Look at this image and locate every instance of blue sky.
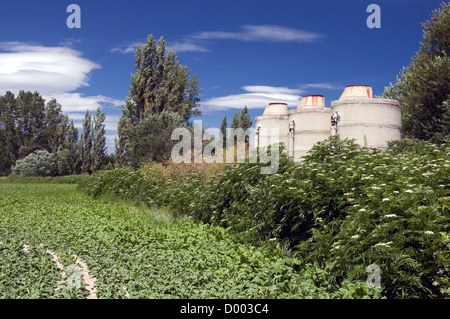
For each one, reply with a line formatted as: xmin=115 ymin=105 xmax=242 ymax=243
xmin=0 ymin=0 xmax=446 ymax=152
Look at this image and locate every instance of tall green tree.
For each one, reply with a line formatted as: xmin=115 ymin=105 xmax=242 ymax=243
xmin=115 ymin=114 xmax=130 ymax=167
xmin=0 ymin=90 xmax=84 ymax=176
xmin=383 ymin=2 xmax=450 ymax=143
xmin=44 ymin=98 xmax=66 ymax=154
xmin=56 ymin=119 xmax=81 ymax=176
xmin=220 ymin=116 xmax=227 ymax=149
xmin=0 ymin=91 xmax=19 ymax=175
xmin=230 ymin=106 xmax=252 ymax=131
xmin=125 ymin=34 xmax=201 ymax=123
xmin=92 ymin=107 xmax=107 ymax=172
xmin=15 ymin=91 xmax=46 ymax=158
xmin=117 ymin=34 xmax=201 ymax=167
xmin=230 ymin=106 xmax=253 ymax=147
xmin=81 ymin=110 xmax=93 ymax=174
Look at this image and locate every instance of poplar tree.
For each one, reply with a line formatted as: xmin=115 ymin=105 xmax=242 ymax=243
xmin=0 ymin=92 xmax=18 ymax=175
xmin=220 ymin=116 xmax=227 ymax=149
xmin=125 ymin=35 xmax=201 ymax=123
xmin=230 ymin=106 xmax=253 ymax=147
xmin=81 ymin=110 xmax=93 ymax=174
xmin=92 ymin=107 xmax=107 ymax=172
xmin=114 ymin=115 xmax=130 ymax=167
xmin=44 ymin=98 xmax=65 ymax=153
xmin=117 ymin=34 xmax=201 ymax=166
xmin=230 ymin=106 xmax=252 ymax=131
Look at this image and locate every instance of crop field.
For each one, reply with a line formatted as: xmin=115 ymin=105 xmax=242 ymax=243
xmin=0 ymin=182 xmax=334 ymax=299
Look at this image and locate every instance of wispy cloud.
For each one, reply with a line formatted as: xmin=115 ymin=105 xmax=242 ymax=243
xmin=299 ymin=83 xmax=344 ymax=91
xmin=112 ymin=40 xmax=209 ymax=54
xmin=44 ymin=93 xmax=123 ymax=113
xmin=200 ymin=82 xmax=343 ymax=113
xmin=200 ymin=85 xmax=304 ymax=112
xmin=110 ymin=42 xmax=139 ymax=54
xmin=112 ymin=25 xmax=324 ymax=55
xmin=0 ymin=42 xmax=124 ymax=151
xmin=190 ymin=25 xmax=324 ymax=43
xmin=166 ymin=40 xmax=210 ymax=53
xmin=0 ymin=42 xmax=123 ymax=111
xmin=0 ymin=42 xmax=100 ymax=94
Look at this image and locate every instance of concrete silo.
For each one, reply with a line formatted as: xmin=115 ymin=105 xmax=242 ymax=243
xmin=331 ymin=85 xmax=402 ymax=149
xmin=288 ymin=95 xmax=331 ymax=160
xmin=255 ymin=103 xmax=289 ymax=149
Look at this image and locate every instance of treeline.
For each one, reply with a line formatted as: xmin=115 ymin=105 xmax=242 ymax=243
xmin=0 ymin=90 xmax=109 ymax=176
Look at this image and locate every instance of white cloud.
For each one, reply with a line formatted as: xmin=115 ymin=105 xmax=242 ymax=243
xmin=190 ymin=25 xmax=323 ymax=43
xmin=112 ymin=40 xmax=209 ymax=54
xmin=0 ymin=42 xmax=124 ymax=153
xmin=0 ymin=42 xmax=100 ymax=94
xmin=113 ymin=25 xmax=323 ymax=56
xmin=110 ymin=42 xmax=139 ymax=54
xmin=68 ymin=113 xmax=121 ymax=131
xmin=242 ymin=85 xmax=303 ymax=95
xmin=166 ymin=41 xmax=210 ymax=53
xmin=200 ymin=86 xmax=304 ymax=112
xmin=299 ymin=83 xmax=343 ymax=90
xmin=44 ymin=93 xmax=123 ymax=113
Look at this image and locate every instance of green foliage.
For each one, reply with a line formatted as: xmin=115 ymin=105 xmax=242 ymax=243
xmin=79 ymin=136 xmax=450 ymax=298
xmin=126 ymin=35 xmax=201 ymax=123
xmin=15 ymin=91 xmax=47 ymax=158
xmin=0 ymin=240 xmax=85 ymax=299
xmin=118 ymin=112 xmax=185 ymax=168
xmin=2 ymin=175 xmax=88 ymax=184
xmin=230 ymin=106 xmax=252 ymax=131
xmin=0 ymin=91 xmax=17 ymax=175
xmin=0 ymin=91 xmax=87 ymax=176
xmin=383 ymin=2 xmax=450 ymax=143
xmin=116 ymin=34 xmax=201 ymax=167
xmin=11 ymin=150 xmax=57 ymax=177
xmin=81 ymin=110 xmax=93 ymax=174
xmin=0 ymin=183 xmax=365 ymax=299
xmin=92 ymin=107 xmax=107 ymax=173
xmin=220 ymin=116 xmax=227 ymax=149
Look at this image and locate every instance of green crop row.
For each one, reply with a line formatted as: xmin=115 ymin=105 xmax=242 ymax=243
xmin=78 ymin=137 xmax=450 ymax=298
xmin=0 ymin=183 xmax=378 ymax=299
xmin=2 ymin=174 xmax=88 ymax=184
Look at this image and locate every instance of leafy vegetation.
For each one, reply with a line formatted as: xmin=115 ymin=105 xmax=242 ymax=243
xmin=383 ymin=2 xmax=450 ymax=143
xmin=0 ymin=90 xmax=109 ymax=176
xmin=79 ymin=136 xmax=450 ymax=298
xmin=115 ymin=35 xmax=201 ymax=168
xmin=0 ymin=182 xmax=379 ymax=298
xmin=12 ymin=150 xmax=57 ymax=177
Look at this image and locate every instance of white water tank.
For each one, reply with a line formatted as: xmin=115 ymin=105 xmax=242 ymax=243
xmin=331 ymin=85 xmax=401 ymax=149
xmin=255 ymin=103 xmax=289 ymax=149
xmin=289 ymin=95 xmax=331 ymax=160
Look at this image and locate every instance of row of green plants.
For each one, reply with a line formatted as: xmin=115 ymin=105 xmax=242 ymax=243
xmin=78 ymin=136 xmax=450 ymax=298
xmin=3 ymin=174 xmax=88 ymax=184
xmin=0 ymin=183 xmax=376 ymax=298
